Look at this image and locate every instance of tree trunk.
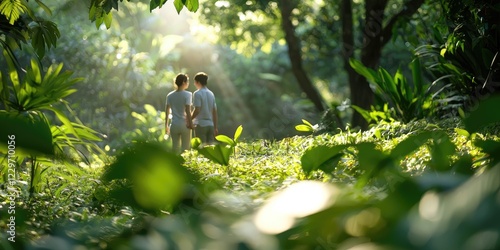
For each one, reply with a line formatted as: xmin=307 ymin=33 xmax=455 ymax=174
xmin=350 ymin=0 xmax=388 ymax=129
xmin=278 ymin=0 xmax=325 ymax=112
xmin=347 ymin=0 xmax=424 ymax=129
xmin=340 ymin=0 xmax=368 ymax=129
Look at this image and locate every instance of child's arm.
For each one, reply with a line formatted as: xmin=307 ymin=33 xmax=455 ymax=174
xmin=212 ymin=107 xmax=218 ymax=136
xmin=191 ymin=107 xmax=201 ymax=120
xmin=185 ymin=104 xmax=192 ymax=128
xmin=191 ymin=91 xmax=201 ymax=121
xmin=165 ymin=104 xmax=171 ymax=135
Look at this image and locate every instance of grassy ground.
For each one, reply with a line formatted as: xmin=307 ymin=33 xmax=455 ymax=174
xmin=1 ymin=117 xmax=499 ymax=249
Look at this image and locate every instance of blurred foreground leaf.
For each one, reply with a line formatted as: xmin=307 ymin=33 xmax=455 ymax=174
xmin=0 ymin=111 xmax=54 ymax=156
xmin=102 ymin=142 xmax=190 ymax=211
xmin=463 ymin=95 xmax=500 ymax=133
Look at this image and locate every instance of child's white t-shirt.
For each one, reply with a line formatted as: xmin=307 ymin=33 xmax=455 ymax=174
xmin=193 ymin=87 xmax=216 ymax=127
xmin=166 ymin=90 xmax=192 ymax=125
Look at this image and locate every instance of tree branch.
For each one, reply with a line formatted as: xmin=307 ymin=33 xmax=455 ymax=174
xmin=381 ymin=0 xmax=425 ymax=46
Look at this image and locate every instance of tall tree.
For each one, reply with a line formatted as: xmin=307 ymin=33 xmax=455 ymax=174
xmin=278 ymin=0 xmax=325 ymax=112
xmin=199 ymin=0 xmax=426 ymax=129
xmin=349 ymin=0 xmax=425 ymax=128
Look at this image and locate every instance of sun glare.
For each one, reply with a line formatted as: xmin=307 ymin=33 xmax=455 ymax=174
xmin=254 ymin=181 xmax=340 ymax=234
xmin=151 ymin=3 xmax=257 ymax=134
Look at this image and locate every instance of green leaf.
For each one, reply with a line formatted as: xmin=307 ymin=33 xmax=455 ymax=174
xmin=390 ymin=131 xmax=435 ymax=159
xmin=103 ymin=11 xmax=113 ymax=29
xmin=89 ymin=4 xmax=97 ymax=21
xmin=410 ymin=58 xmax=423 ymax=94
xmin=71 ymin=123 xmax=102 ymax=141
xmin=150 ymin=0 xmax=168 ymax=12
xmin=301 ymin=145 xmax=348 ymax=175
xmin=475 ymin=139 xmax=500 ymax=166
xmin=102 ymin=142 xmax=190 ymax=211
xmin=0 ymin=0 xmax=29 ymax=25
xmin=144 ymin=104 xmax=158 ymax=115
xmin=185 ymin=0 xmax=199 ymax=12
xmin=35 ymin=0 xmax=52 ymax=15
xmin=29 ymin=20 xmax=61 ymax=58
xmin=197 ymin=144 xmax=232 ymax=166
xmin=428 ymin=135 xmax=456 ymax=171
xmin=351 ymin=105 xmax=372 ymax=124
xmin=356 ymin=142 xmax=387 ymax=171
xmin=191 ymin=137 xmax=202 ymax=148
xmin=295 ymin=124 xmax=314 ymax=132
xmin=3 ymin=48 xmax=20 ymax=93
xmin=379 ymin=68 xmax=399 ymax=103
xmin=458 ymin=107 xmax=465 ymax=119
xmin=27 ymin=58 xmax=42 ymax=85
xmin=374 ymin=129 xmax=382 ymax=140
xmin=173 ymin=0 xmax=184 ymax=14
xmin=44 ymin=106 xmax=79 ymax=140
xmin=0 ymin=111 xmax=54 ymax=156
xmin=354 ymin=142 xmax=391 ymax=188
xmin=233 ymin=125 xmax=243 ymax=142
xmin=454 ymin=128 xmax=470 ymax=138
xmin=302 ymin=119 xmax=313 ymax=127
xmin=349 ymin=58 xmax=378 ymax=83
xmin=463 ymin=95 xmax=500 ymax=133
xmin=451 ymin=154 xmax=474 ymax=175
xmin=216 ymin=134 xmax=235 ymax=146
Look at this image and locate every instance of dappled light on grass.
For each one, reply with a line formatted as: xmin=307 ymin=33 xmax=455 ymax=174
xmin=254 ymin=181 xmax=340 ymax=234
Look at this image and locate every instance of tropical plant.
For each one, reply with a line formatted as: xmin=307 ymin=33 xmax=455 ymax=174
xmin=350 ymin=57 xmax=434 ymax=124
xmin=351 ymin=103 xmax=396 ymax=126
xmin=0 ymin=58 xmax=103 ymax=196
xmin=413 ymin=0 xmax=500 ymax=117
xmin=117 ymin=104 xmax=166 ymax=147
xmin=0 ymin=0 xmax=59 ymax=63
xmin=191 ymin=125 xmax=243 ymax=167
xmin=295 ymin=119 xmax=318 ymax=133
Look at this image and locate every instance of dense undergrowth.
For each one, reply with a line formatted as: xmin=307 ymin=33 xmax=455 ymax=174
xmin=2 ymin=112 xmax=500 ymax=249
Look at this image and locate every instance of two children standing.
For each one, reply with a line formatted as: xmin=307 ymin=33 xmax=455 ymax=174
xmin=165 ymin=72 xmax=218 ymax=154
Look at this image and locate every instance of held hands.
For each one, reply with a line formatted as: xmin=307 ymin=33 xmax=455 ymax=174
xmin=186 ymin=121 xmax=194 ymax=130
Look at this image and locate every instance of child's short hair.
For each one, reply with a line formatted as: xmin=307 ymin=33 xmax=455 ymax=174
xmin=194 ymin=72 xmax=208 ymax=86
xmin=174 ymin=73 xmax=188 ymax=88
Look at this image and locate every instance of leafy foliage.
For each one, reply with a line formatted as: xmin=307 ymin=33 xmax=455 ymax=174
xmin=100 ymin=142 xmax=191 ymax=212
xmin=350 ymin=58 xmax=434 ymax=123
xmin=1 ymin=100 xmax=500 ymax=248
xmin=413 ymin=0 xmax=500 ymax=116
xmin=89 ymin=0 xmax=199 ymax=28
xmin=0 ymin=111 xmax=53 ymax=156
xmin=30 ymin=19 xmax=60 ymax=58
xmin=351 ymin=103 xmax=396 ymax=126
xmin=0 ymin=0 xmax=60 ymax=61
xmin=191 ymin=125 xmax=243 ymax=167
xmin=0 ymin=58 xmax=103 ymax=196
